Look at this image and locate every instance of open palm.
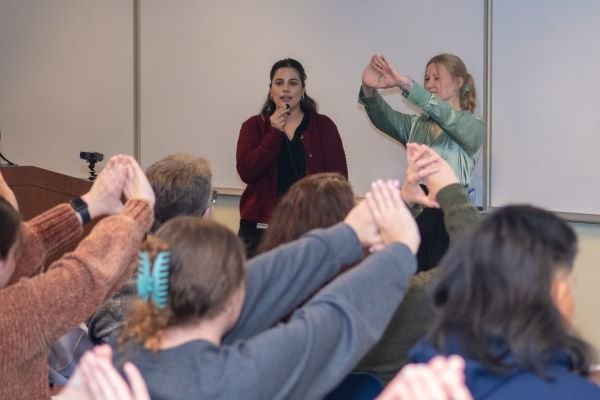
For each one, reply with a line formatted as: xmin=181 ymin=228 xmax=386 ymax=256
xmin=362 ymin=55 xmax=405 ymax=89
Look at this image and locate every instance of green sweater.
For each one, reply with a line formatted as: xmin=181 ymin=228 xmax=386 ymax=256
xmin=355 ymin=183 xmax=480 ymax=384
xmin=359 ymin=84 xmax=485 ymax=187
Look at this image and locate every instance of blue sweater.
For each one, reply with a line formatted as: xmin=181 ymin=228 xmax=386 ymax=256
xmin=410 ymin=338 xmax=600 ymax=399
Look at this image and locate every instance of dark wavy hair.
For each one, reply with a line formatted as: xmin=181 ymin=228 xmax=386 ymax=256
xmin=257 ymin=173 xmax=354 ymax=254
xmin=260 ymin=58 xmax=318 ymax=116
xmin=428 ymin=205 xmax=593 ymax=377
xmin=0 ymin=197 xmax=21 ymax=261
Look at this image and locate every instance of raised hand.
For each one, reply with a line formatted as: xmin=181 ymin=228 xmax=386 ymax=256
xmin=400 ymin=143 xmax=442 ymax=208
xmin=366 ymin=180 xmax=420 ymax=254
xmin=81 ymin=155 xmax=129 ymax=219
xmin=0 ymin=171 xmax=19 ymax=211
xmin=59 ymin=345 xmax=150 ymax=400
xmin=344 ymin=198 xmax=382 ymax=249
xmin=269 ymin=104 xmax=290 ymax=132
xmin=362 ymin=55 xmax=410 ymax=94
xmin=377 ymin=355 xmax=472 ymax=400
xmin=122 ymin=156 xmax=155 ymax=208
xmin=422 ymin=150 xmax=459 ymax=202
xmin=362 ymin=56 xmax=385 ymax=94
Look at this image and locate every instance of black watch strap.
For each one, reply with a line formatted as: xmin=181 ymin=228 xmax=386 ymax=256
xmin=70 ymin=197 xmax=91 ymax=224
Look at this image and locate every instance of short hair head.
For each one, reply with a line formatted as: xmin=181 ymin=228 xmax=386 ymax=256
xmin=145 ymin=153 xmax=212 ymax=231
xmin=429 ymin=204 xmax=592 ymax=375
xmin=257 ymin=173 xmax=354 ymax=253
xmin=426 ymin=53 xmax=476 ymax=112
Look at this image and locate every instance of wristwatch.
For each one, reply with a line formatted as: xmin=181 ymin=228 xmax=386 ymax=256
xmin=70 ymin=197 xmax=91 ymax=224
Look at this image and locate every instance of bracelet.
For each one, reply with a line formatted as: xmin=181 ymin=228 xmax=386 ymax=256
xmin=70 ymin=197 xmax=91 ymax=224
xmin=399 ymin=78 xmax=414 ymax=97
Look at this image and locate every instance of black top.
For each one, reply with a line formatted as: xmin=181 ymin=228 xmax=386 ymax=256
xmin=277 ymin=112 xmax=310 ymax=197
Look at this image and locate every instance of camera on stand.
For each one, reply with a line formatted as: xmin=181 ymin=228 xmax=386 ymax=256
xmin=80 ymin=151 xmax=104 ymax=181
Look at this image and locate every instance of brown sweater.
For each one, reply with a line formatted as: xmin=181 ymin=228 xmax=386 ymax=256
xmin=0 ymin=200 xmax=153 ymax=400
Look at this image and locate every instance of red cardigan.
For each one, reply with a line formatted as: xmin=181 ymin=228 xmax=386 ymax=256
xmin=236 ymin=112 xmax=348 ymax=223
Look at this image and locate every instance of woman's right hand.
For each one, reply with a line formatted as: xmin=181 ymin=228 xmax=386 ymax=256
xmin=269 ymin=104 xmax=290 ymax=132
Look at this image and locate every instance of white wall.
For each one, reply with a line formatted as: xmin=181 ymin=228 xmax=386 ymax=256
xmin=0 ymin=0 xmax=133 ymax=178
xmin=138 ymin=0 xmax=484 ymax=195
xmin=490 ymin=0 xmax=600 ymax=218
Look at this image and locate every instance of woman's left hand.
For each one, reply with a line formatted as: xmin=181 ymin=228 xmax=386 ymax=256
xmin=369 ymin=55 xmax=410 ymax=89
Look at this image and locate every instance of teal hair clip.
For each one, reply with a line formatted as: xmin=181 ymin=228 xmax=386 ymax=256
xmin=136 ymin=250 xmax=170 ymax=309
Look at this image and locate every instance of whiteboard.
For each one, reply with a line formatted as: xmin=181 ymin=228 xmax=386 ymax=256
xmin=0 ymin=0 xmax=134 ymax=179
xmin=139 ymin=0 xmax=485 ymax=196
xmin=490 ymin=0 xmax=600 ymax=220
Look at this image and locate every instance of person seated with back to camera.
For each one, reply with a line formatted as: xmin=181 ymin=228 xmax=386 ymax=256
xmin=0 ymin=155 xmax=154 ymax=400
xmin=356 ymin=143 xmax=479 ymax=385
xmin=90 ymin=152 xmax=357 ymax=349
xmin=111 ymin=178 xmax=421 ymax=399
xmin=89 ymin=152 xmax=380 ymax=358
xmin=87 ymin=153 xmax=214 ymax=346
xmin=407 ymin=196 xmax=600 ymax=397
xmin=57 ymin=148 xmax=475 ymax=400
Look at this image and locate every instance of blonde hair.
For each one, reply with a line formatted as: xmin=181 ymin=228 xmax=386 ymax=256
xmin=427 ymin=53 xmax=476 ymax=112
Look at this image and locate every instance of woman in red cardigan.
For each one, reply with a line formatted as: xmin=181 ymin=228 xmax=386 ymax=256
xmin=236 ymin=58 xmax=348 ymax=257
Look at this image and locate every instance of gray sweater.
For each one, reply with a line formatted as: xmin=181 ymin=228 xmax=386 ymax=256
xmin=114 ymin=223 xmax=417 ymax=400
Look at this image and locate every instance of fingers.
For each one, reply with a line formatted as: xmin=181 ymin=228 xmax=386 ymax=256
xmin=80 ymin=352 xmax=116 ymax=400
xmin=123 ymin=158 xmax=156 ymax=207
xmin=270 ymin=106 xmax=289 ymax=131
xmin=366 ymin=179 xmax=419 ymax=251
xmin=366 ymin=180 xmax=395 ymax=221
xmin=124 ymin=362 xmax=151 ymax=400
xmin=343 ymin=199 xmax=381 ymax=248
xmin=80 ymin=351 xmax=143 ymax=400
xmin=371 ymin=54 xmax=387 ymax=72
xmin=378 ymin=357 xmax=472 ymax=400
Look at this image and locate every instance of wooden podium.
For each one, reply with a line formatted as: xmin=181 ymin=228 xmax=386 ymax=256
xmin=0 ymin=165 xmax=94 ymax=264
xmin=0 ymin=165 xmax=92 ymax=219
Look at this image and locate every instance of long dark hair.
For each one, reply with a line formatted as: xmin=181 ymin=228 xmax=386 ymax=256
xmin=257 ymin=173 xmax=354 ymax=254
xmin=260 ymin=58 xmax=318 ymax=116
xmin=0 ymin=197 xmax=21 ymax=260
xmin=428 ymin=205 xmax=593 ymax=376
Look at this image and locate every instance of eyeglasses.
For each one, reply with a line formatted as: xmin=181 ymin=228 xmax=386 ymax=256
xmin=211 ymin=190 xmax=218 ymax=206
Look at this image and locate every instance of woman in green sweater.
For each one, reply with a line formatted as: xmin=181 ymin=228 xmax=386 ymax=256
xmin=359 ymin=53 xmax=485 ymax=271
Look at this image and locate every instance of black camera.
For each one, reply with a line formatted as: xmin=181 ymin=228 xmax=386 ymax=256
xmin=80 ymin=151 xmax=104 ymax=163
xmin=80 ymin=151 xmax=104 ymax=181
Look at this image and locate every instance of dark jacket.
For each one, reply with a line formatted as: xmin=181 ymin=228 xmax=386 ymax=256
xmin=410 ymin=337 xmax=600 ymax=400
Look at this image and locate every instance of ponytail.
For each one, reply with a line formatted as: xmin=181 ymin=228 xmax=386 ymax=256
xmin=460 ymin=73 xmax=477 ymax=112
